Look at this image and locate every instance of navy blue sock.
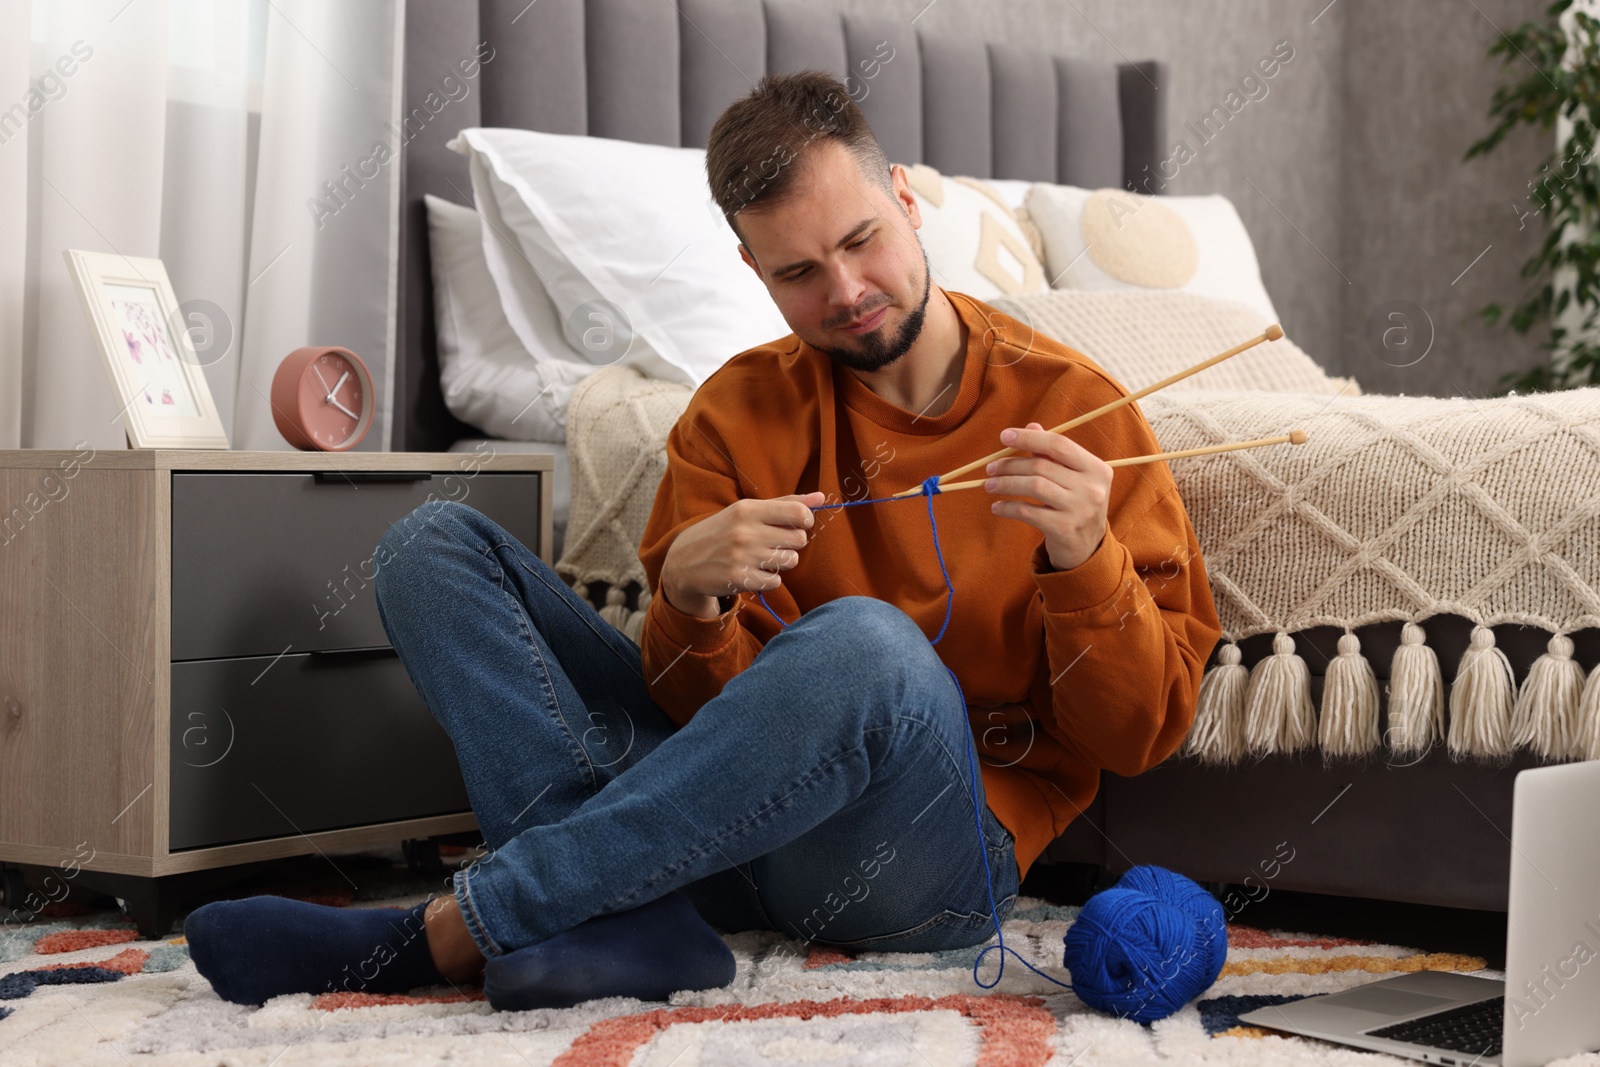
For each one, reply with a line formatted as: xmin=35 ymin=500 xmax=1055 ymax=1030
xmin=183 ymin=895 xmax=446 ymax=1005
xmin=482 ymin=889 xmax=735 ymax=1011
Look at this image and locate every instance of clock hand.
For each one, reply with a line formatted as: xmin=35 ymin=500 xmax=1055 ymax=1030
xmin=328 ymin=370 xmax=351 ymax=399
xmin=311 ymin=363 xmax=332 ymax=394
xmin=329 ymin=397 xmax=359 ymax=420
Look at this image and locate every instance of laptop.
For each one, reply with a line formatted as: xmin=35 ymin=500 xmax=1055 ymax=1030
xmin=1239 ymin=760 xmax=1600 ymax=1067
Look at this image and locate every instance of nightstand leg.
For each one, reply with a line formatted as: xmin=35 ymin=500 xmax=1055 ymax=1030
xmin=113 ymin=881 xmax=185 ymax=940
xmin=70 ymin=865 xmax=279 ymax=940
xmin=0 ymin=864 xmax=27 ymax=911
xmin=403 ymin=838 xmax=444 ymax=875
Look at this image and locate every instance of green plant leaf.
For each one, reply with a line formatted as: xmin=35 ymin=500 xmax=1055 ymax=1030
xmin=1470 ymin=0 xmax=1600 ymax=391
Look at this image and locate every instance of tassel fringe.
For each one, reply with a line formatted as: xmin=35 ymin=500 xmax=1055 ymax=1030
xmin=1187 ymin=618 xmax=1598 ymax=765
xmin=572 ymin=580 xmax=651 ymax=645
xmin=1319 ymin=631 xmax=1381 ymax=757
xmin=1386 ymin=621 xmax=1443 ymax=756
xmin=1447 ymin=625 xmax=1515 ymax=758
xmin=1510 ymin=633 xmax=1585 ymax=759
xmin=1577 ymin=661 xmax=1600 ymax=760
xmin=568 ymin=578 xmax=1590 ymax=768
xmin=1244 ymin=631 xmax=1316 ymax=755
xmin=596 ymin=585 xmax=631 ymax=631
xmin=1186 ymin=642 xmax=1248 ymax=763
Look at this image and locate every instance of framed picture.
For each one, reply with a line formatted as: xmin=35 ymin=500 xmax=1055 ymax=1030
xmin=62 ymin=249 xmax=230 ymax=449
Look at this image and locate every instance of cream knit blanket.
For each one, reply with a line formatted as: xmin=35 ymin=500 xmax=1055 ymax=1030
xmin=991 ymin=288 xmax=1364 ymax=398
xmin=556 ymin=366 xmax=689 ymax=636
xmin=558 ymin=364 xmax=1600 ymax=766
xmin=1137 ymin=386 xmax=1600 ymax=766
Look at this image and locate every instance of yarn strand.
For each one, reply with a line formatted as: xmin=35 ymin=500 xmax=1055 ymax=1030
xmin=749 ymin=476 xmax=1227 ymax=1017
xmin=754 ymin=475 xmax=1083 ymax=997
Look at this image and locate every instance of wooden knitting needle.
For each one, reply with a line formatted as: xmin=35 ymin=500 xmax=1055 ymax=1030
xmin=888 ymin=324 xmax=1285 ymax=499
xmin=931 ymin=429 xmax=1308 ymax=494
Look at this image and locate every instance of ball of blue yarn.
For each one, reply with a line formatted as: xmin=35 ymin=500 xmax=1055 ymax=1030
xmin=1061 ymin=865 xmax=1228 ymax=1023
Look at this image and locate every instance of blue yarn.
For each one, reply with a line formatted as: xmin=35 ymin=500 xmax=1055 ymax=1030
xmin=753 ymin=476 xmax=1227 ymax=1018
xmin=1063 ymin=866 xmax=1229 ymax=1023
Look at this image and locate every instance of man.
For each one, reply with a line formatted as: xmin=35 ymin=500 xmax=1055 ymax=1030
xmin=182 ymin=70 xmax=1222 ymax=1012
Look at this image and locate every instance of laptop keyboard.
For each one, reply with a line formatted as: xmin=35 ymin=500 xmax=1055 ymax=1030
xmin=1367 ymin=996 xmax=1504 ymax=1058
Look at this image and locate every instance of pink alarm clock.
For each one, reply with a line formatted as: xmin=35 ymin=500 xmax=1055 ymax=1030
xmin=270 ymin=346 xmax=374 ymax=451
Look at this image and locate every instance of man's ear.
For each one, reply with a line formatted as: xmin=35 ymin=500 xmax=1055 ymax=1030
xmin=890 ymin=163 xmax=923 ymax=231
xmin=738 ymin=243 xmax=764 ymax=283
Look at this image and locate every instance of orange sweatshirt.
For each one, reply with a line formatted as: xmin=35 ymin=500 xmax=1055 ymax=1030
xmin=637 ymin=290 xmax=1224 ymax=884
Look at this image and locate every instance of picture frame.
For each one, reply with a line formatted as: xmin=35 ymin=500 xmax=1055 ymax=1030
xmin=62 ymin=249 xmax=230 ymax=449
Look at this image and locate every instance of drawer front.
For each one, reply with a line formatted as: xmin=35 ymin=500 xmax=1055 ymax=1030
xmin=171 ymin=471 xmax=539 ymax=661
xmin=169 ymin=648 xmax=470 ymax=850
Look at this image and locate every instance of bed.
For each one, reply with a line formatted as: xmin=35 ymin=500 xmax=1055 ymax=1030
xmin=389 ymin=0 xmax=1600 ymax=912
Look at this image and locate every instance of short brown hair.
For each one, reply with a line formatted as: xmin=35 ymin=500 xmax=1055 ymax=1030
xmin=705 ymin=70 xmax=893 ymax=239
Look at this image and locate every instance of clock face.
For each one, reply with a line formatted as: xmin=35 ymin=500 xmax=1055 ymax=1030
xmin=297 ymin=350 xmax=368 ymax=450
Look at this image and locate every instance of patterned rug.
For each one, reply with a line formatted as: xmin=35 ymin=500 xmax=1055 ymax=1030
xmin=1 ymin=847 xmax=1588 ymax=1066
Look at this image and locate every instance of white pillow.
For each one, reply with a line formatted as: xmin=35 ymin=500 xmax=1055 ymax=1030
xmin=425 ymin=194 xmax=598 ymax=442
xmin=982 ymin=178 xmax=1034 ymax=213
xmin=898 ymin=164 xmax=1046 ymax=300
xmin=447 ymin=128 xmax=792 ymax=388
xmin=1025 ymin=184 xmax=1280 ymax=323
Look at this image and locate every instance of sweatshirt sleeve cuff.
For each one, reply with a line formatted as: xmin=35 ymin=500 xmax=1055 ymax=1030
xmin=650 ymin=586 xmax=744 ymax=654
xmin=1032 ymin=528 xmax=1127 ymax=614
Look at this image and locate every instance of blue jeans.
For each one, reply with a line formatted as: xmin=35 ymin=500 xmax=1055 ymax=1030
xmin=370 ymin=499 xmax=1018 ymax=960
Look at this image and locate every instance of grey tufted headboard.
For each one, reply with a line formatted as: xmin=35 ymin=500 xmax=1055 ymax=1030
xmin=394 ymin=0 xmax=1168 ymax=452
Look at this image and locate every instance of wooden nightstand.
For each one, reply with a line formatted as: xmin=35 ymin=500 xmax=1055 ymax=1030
xmin=0 ymin=448 xmax=552 ymax=935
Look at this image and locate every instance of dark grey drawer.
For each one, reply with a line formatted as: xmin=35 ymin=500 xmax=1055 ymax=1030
xmin=171 ymin=471 xmax=539 ymax=661
xmin=169 ymin=648 xmax=471 ymax=850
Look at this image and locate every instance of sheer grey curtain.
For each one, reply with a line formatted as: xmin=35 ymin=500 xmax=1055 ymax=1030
xmin=0 ymin=0 xmax=404 ymax=452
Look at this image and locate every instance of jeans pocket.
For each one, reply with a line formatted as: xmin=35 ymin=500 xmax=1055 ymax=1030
xmin=981 ymin=811 xmax=1016 ymax=875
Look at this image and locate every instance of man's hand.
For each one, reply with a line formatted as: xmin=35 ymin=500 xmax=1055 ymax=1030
xmin=660 ymin=491 xmax=825 ymax=619
xmin=984 ymin=422 xmax=1113 ymax=571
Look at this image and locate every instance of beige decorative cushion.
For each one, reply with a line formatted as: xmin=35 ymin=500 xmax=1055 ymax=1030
xmin=990 ymin=289 xmax=1360 ymax=396
xmin=1078 ymin=191 xmax=1199 ymax=289
xmin=1026 ymin=183 xmax=1280 ymax=323
xmin=896 ymin=163 xmax=1048 ymax=300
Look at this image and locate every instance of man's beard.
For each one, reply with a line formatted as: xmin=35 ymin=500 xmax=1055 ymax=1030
xmin=814 ymin=251 xmax=933 ymax=373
